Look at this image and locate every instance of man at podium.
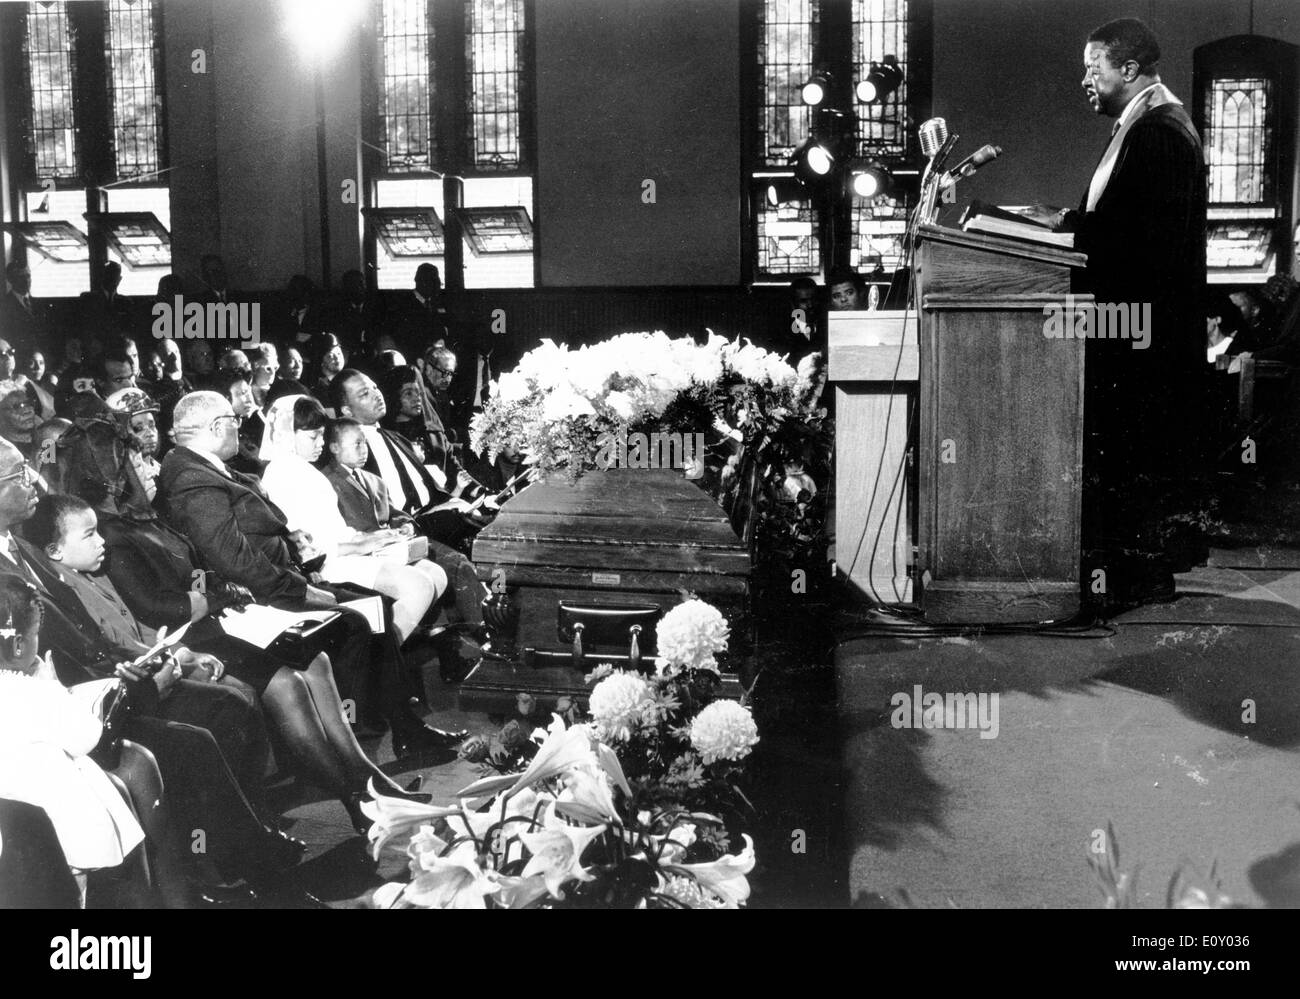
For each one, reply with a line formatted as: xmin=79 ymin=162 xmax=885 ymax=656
xmin=1059 ymin=17 xmax=1207 ymax=608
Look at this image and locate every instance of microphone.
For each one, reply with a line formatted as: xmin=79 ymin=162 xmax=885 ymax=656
xmin=940 ymin=144 xmax=1002 ymax=189
xmin=918 ymin=117 xmax=948 ymax=160
xmin=931 ymin=132 xmax=959 ymax=175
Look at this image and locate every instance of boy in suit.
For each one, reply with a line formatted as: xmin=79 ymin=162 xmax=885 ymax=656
xmin=322 ymin=417 xmax=413 ymax=534
xmin=323 ymin=417 xmax=489 ymax=682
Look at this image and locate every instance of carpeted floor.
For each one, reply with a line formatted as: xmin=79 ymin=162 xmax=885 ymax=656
xmin=837 ymin=551 xmax=1300 ymax=909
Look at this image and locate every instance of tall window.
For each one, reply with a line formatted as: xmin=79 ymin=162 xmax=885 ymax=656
xmin=849 ymin=0 xmax=912 ymax=276
xmin=464 ymin=0 xmax=523 ymax=170
xmin=366 ymin=0 xmax=534 ymax=290
xmin=1194 ymin=36 xmax=1297 ymax=285
xmin=377 ymin=0 xmax=433 ymax=172
xmin=752 ymin=0 xmax=823 ymax=280
xmin=23 ymin=0 xmax=79 ymax=182
xmin=105 ymin=0 xmax=164 ymax=181
xmin=7 ymin=0 xmax=170 ymax=298
xmin=746 ymin=0 xmax=929 ymax=284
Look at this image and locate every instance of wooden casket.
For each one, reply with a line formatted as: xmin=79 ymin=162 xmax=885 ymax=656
xmin=463 ymin=468 xmax=752 ymax=713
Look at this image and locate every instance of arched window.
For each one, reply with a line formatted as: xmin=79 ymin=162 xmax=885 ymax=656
xmin=1194 ymin=35 xmax=1297 ymax=284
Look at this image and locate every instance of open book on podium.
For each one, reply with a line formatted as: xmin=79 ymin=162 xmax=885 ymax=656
xmin=959 ymin=200 xmax=1075 ymax=249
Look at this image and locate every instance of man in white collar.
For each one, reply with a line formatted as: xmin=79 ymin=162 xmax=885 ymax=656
xmin=1060 ymin=17 xmax=1207 ymax=609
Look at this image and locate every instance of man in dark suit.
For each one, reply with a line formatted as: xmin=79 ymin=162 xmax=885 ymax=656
xmin=271 ymin=275 xmax=326 ymax=348
xmin=198 ymin=254 xmax=238 ymax=305
xmin=1061 ymin=17 xmax=1207 ymax=607
xmin=331 ymin=369 xmax=495 ymax=540
xmin=1 ymin=261 xmax=43 ymax=355
xmin=387 ymin=263 xmax=451 ymax=357
xmin=329 ymin=269 xmax=383 ymax=363
xmin=155 ymin=392 xmax=462 ymax=754
xmin=78 ymin=262 xmax=135 ymax=338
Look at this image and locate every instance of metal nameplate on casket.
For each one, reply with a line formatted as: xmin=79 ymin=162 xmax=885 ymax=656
xmin=463 ymin=467 xmax=752 ymax=713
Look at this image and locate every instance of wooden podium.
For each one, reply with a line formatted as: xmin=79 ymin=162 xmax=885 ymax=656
xmin=827 ymin=309 xmax=917 ymax=604
xmin=913 ymin=223 xmax=1089 ymax=623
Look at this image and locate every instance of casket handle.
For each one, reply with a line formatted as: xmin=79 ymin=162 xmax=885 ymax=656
xmin=571 ymin=622 xmax=585 ymax=669
xmin=628 ymin=624 xmax=642 ymax=671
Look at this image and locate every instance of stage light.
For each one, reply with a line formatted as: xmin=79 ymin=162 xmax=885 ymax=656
xmin=284 ymin=0 xmax=363 ymax=63
xmin=801 ymin=71 xmax=833 ymax=107
xmin=847 ymin=161 xmax=892 ymax=200
xmin=790 ymin=138 xmax=836 ymax=185
xmin=766 ymin=177 xmax=806 ymax=206
xmin=857 ymin=56 xmax=903 ymax=103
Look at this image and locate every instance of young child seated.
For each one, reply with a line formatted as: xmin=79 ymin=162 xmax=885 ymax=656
xmin=321 ymin=417 xmax=417 ymax=535
xmin=0 ymin=573 xmax=156 ymax=906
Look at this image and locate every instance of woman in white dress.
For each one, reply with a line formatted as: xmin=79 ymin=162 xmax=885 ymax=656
xmin=0 ymin=575 xmax=153 ymax=905
xmin=259 ymin=394 xmax=447 ymax=643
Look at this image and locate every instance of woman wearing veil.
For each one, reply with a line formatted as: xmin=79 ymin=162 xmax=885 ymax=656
xmin=79 ymin=388 xmax=430 ymax=833
xmin=258 ymin=394 xmax=446 ymax=644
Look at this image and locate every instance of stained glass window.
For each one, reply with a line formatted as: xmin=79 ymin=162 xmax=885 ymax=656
xmin=755 ymin=181 xmax=821 ymax=277
xmin=378 ymin=0 xmax=433 ymax=172
xmin=1206 ymin=78 xmax=1271 ymax=204
xmin=465 ymin=0 xmax=524 ymax=170
xmin=759 ymin=0 xmax=820 ymax=167
xmin=23 ymin=1 xmax=78 ymax=181
xmin=105 ymin=0 xmax=163 ymax=180
xmin=852 ymin=0 xmax=909 ymax=159
xmin=851 ymin=192 xmax=908 ymax=273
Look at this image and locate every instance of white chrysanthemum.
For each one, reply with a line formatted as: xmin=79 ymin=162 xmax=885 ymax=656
xmin=587 ymin=671 xmax=655 ymax=741
xmin=655 ymin=599 xmax=730 ymax=673
xmin=604 ymin=390 xmax=635 ymax=420
xmin=494 ymin=370 xmax=533 ymax=404
xmin=689 ymin=700 xmax=759 ymax=764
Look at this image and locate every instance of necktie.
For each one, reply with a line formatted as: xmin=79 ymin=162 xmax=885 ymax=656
xmin=380 ymin=432 xmax=424 ymax=511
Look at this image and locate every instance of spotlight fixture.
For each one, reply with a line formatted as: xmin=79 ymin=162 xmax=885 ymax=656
xmin=801 ymin=70 xmax=833 ymax=107
xmin=847 ymin=161 xmax=892 ymax=200
xmin=856 ymin=56 xmax=903 ymax=104
xmin=766 ymin=177 xmax=807 ymax=207
xmin=790 ymin=138 xmax=836 ymax=185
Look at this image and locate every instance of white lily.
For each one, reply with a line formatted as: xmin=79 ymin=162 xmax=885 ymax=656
xmin=361 ymin=781 xmax=463 ymax=861
xmin=519 ymin=812 xmax=608 ymax=899
xmin=559 ymin=762 xmax=620 ymax=822
xmin=402 ymin=840 xmax=502 ymax=909
xmin=664 ymin=834 xmax=756 ymax=908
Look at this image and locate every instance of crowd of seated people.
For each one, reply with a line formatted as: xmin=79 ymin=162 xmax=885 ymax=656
xmin=0 ymin=255 xmax=518 ymax=908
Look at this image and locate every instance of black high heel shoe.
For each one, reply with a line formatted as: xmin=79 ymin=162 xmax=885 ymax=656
xmin=343 ymin=793 xmax=371 ymax=836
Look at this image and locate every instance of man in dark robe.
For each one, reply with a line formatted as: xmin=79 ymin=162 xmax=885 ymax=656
xmin=1062 ymin=17 xmax=1207 ymax=607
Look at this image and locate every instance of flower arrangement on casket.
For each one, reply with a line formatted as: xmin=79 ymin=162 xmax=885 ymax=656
xmin=362 ymin=599 xmax=760 ymax=909
xmin=468 ymin=329 xmax=813 ymax=483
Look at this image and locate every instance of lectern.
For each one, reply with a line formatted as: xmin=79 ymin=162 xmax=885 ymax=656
xmin=913 ymin=223 xmax=1089 ymax=623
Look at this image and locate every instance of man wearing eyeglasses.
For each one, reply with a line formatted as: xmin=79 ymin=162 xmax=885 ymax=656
xmin=420 ymin=345 xmax=460 ymax=443
xmin=156 ymin=392 xmax=462 ymax=754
